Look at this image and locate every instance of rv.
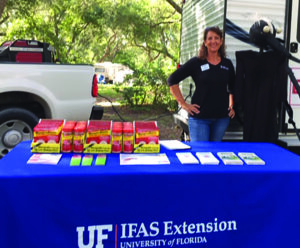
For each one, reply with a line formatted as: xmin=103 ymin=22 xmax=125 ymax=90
xmin=94 ymin=62 xmax=133 ymax=84
xmin=174 ymin=0 xmax=300 ymax=152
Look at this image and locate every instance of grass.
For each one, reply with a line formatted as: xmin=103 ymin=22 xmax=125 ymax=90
xmin=98 ymin=84 xmax=123 ymax=102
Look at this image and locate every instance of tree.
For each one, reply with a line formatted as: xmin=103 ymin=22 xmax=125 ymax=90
xmin=0 ymin=0 xmax=182 ymax=109
xmin=0 ymin=0 xmax=40 ymax=20
xmin=0 ymin=0 xmax=181 ymax=64
xmin=0 ymin=0 xmax=41 ymax=36
xmin=0 ymin=0 xmax=107 ymax=63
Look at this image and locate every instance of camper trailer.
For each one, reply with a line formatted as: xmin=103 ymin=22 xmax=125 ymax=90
xmin=174 ymin=0 xmax=300 ymax=151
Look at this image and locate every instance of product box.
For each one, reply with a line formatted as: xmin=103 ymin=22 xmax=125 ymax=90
xmin=31 ymin=142 xmax=61 ymax=153
xmin=73 ymin=121 xmax=87 ymax=153
xmin=31 ymin=119 xmax=64 ymax=153
xmin=61 ymin=120 xmax=77 ymax=153
xmin=33 ymin=119 xmax=64 ymax=143
xmin=123 ymin=122 xmax=134 ymax=153
xmin=111 ymin=122 xmax=123 ymax=153
xmin=133 ymin=121 xmax=160 ymax=153
xmin=135 ymin=121 xmax=159 ymax=141
xmin=83 ymin=120 xmax=112 ymax=153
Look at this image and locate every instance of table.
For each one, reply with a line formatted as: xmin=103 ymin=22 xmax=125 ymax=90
xmin=1 ymin=141 xmax=300 ymax=248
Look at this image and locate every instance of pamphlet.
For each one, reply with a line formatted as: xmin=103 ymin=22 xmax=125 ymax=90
xmin=70 ymin=154 xmax=82 ymax=166
xmin=159 ymin=140 xmax=191 ymax=150
xmin=196 ymin=152 xmax=219 ymax=165
xmin=81 ymin=155 xmax=93 ymax=166
xmin=176 ymin=152 xmax=199 ymax=164
xmin=217 ymin=152 xmax=243 ymax=165
xmin=95 ymin=154 xmax=107 ymax=166
xmin=238 ymin=152 xmax=265 ymax=165
xmin=27 ymin=153 xmax=62 ymax=165
xmin=120 ymin=153 xmax=170 ymax=165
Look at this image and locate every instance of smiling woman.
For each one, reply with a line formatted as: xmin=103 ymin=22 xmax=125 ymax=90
xmin=199 ymin=26 xmax=226 ymax=61
xmin=168 ymin=26 xmax=235 ymax=142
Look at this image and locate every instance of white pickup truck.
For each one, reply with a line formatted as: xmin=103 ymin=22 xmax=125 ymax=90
xmin=0 ymin=40 xmax=103 ymax=158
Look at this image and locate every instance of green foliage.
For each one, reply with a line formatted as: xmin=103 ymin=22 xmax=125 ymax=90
xmin=5 ymin=0 xmax=39 ymax=17
xmin=116 ymin=86 xmax=148 ymax=107
xmin=119 ymin=58 xmax=178 ymax=111
xmin=0 ymin=0 xmax=181 ymax=62
xmin=0 ymin=0 xmax=182 ymax=109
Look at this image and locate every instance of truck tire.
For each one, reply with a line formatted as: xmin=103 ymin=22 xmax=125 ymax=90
xmin=0 ymin=108 xmax=39 ymax=158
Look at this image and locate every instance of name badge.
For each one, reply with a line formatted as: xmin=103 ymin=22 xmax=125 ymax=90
xmin=201 ymin=64 xmax=210 ymax=71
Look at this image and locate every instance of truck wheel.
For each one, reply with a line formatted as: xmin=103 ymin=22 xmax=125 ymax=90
xmin=0 ymin=108 xmax=39 ymax=158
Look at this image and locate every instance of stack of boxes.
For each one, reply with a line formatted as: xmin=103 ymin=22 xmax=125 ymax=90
xmin=135 ymin=121 xmax=159 ymax=145
xmin=31 ymin=119 xmax=64 ymax=153
xmin=84 ymin=120 xmax=112 ymax=153
xmin=134 ymin=121 xmax=160 ymax=153
xmin=61 ymin=120 xmax=77 ymax=153
xmin=31 ymin=119 xmax=160 ymax=154
xmin=73 ymin=121 xmax=87 ymax=153
xmin=123 ymin=122 xmax=134 ymax=153
xmin=112 ymin=122 xmax=123 ymax=153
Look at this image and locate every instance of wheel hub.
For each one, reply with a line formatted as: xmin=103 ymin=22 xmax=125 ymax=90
xmin=3 ymin=130 xmax=23 ymax=148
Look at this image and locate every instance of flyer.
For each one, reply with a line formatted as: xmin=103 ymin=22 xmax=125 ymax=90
xmin=238 ymin=152 xmax=265 ymax=165
xmin=217 ymin=152 xmax=243 ymax=165
xmin=159 ymin=140 xmax=191 ymax=150
xmin=120 ymin=153 xmax=170 ymax=165
xmin=196 ymin=152 xmax=220 ymax=165
xmin=27 ymin=153 xmax=62 ymax=165
xmin=176 ymin=152 xmax=199 ymax=164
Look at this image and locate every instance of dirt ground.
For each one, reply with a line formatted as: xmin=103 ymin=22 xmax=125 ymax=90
xmin=97 ymin=98 xmax=183 ymax=140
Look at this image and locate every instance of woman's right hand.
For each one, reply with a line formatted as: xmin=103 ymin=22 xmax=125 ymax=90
xmin=169 ymin=84 xmax=200 ymax=115
xmin=181 ymin=102 xmax=200 ymax=115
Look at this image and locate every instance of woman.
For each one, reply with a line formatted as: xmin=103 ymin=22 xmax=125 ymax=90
xmin=168 ymin=26 xmax=235 ymax=141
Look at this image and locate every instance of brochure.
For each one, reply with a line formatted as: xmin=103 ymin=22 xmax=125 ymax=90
xmin=176 ymin=152 xmax=199 ymax=164
xmin=217 ymin=152 xmax=243 ymax=165
xmin=159 ymin=140 xmax=191 ymax=150
xmin=27 ymin=153 xmax=62 ymax=165
xmin=196 ymin=152 xmax=220 ymax=165
xmin=238 ymin=152 xmax=265 ymax=165
xmin=95 ymin=154 xmax=107 ymax=166
xmin=120 ymin=153 xmax=170 ymax=165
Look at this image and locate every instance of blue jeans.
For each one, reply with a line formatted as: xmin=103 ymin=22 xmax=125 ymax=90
xmin=188 ymin=117 xmax=229 ymax=141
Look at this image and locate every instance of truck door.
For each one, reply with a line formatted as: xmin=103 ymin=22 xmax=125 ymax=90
xmin=287 ymin=0 xmax=300 ymax=128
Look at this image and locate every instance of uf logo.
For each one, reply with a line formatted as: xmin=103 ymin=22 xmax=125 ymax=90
xmin=77 ymin=225 xmax=113 ymax=248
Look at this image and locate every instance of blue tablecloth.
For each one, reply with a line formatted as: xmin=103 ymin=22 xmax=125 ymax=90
xmin=1 ymin=141 xmax=300 ymax=248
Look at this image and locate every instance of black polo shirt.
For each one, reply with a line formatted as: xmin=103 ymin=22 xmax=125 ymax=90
xmin=168 ymin=56 xmax=235 ymax=118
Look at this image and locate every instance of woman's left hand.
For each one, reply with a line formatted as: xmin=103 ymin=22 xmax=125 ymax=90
xmin=228 ymin=106 xmax=235 ymax=119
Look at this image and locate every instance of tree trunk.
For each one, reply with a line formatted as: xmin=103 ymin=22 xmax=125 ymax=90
xmin=0 ymin=0 xmax=8 ymax=19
